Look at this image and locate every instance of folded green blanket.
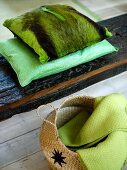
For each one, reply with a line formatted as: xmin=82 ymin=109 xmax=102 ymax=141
xmin=40 ymin=94 xmax=127 ymax=170
xmin=0 ymin=38 xmax=117 ymax=87
xmin=58 ymin=94 xmax=127 ymax=170
xmin=3 ymin=5 xmax=112 ymax=63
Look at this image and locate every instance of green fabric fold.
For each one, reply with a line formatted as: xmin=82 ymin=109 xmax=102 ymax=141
xmin=58 ymin=93 xmax=127 ymax=170
xmin=0 ymin=38 xmax=117 ymax=87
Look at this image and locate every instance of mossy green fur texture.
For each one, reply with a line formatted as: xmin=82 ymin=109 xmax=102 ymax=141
xmin=3 ymin=5 xmax=112 ymax=63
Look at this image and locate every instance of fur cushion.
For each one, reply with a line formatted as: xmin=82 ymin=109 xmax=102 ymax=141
xmin=3 ymin=5 xmax=112 ymax=63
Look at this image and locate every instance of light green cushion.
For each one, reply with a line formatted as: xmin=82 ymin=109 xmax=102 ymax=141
xmin=3 ymin=5 xmax=112 ymax=63
xmin=0 ymin=38 xmax=117 ymax=87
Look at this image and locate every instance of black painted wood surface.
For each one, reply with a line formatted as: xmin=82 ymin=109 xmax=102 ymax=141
xmin=1 ymin=13 xmax=127 ymax=120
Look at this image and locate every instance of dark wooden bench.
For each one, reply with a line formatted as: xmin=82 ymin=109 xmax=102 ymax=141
xmin=1 ymin=13 xmax=127 ymax=120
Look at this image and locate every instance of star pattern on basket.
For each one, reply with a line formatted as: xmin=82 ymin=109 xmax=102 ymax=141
xmin=51 ymin=149 xmax=66 ymax=167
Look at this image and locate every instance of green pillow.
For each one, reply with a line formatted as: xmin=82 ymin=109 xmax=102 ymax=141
xmin=3 ymin=5 xmax=112 ymax=63
xmin=0 ymin=38 xmax=117 ymax=87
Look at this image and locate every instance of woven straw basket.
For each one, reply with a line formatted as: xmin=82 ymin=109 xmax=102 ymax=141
xmin=40 ymin=96 xmax=94 ymax=170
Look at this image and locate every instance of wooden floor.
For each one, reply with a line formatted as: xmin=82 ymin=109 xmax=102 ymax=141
xmin=1 ymin=72 xmax=127 ymax=170
xmin=0 ymin=0 xmax=127 ymax=169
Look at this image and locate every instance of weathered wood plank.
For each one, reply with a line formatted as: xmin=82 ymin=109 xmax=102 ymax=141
xmin=0 ymin=151 xmax=49 ymax=170
xmin=0 ymin=129 xmax=40 ymax=168
xmin=0 ymin=109 xmax=41 ymax=144
xmin=1 ymin=14 xmax=127 ymax=120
